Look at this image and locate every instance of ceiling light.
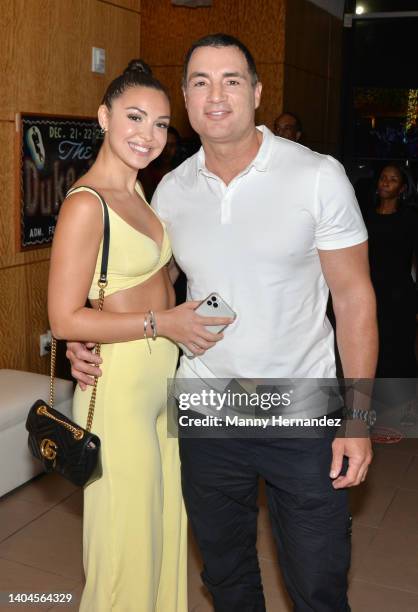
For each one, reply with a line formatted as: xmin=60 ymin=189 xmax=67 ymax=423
xmin=356 ymin=5 xmax=365 ymax=14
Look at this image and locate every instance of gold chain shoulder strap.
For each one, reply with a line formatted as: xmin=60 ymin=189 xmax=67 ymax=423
xmin=49 ymin=338 xmax=57 ymax=408
xmin=85 ymin=281 xmax=106 ymax=432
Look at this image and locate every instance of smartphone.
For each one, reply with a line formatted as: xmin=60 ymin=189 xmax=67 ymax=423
xmin=178 ymin=292 xmax=236 ymax=358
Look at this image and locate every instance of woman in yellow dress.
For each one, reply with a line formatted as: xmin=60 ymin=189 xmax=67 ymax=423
xmin=48 ymin=60 xmax=230 ymax=612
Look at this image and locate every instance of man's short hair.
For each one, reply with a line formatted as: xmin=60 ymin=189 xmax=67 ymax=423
xmin=274 ymin=112 xmax=302 ymax=133
xmin=182 ymin=33 xmax=259 ymax=88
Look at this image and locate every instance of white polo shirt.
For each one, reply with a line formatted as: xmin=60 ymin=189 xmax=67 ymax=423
xmin=152 ymin=126 xmax=367 ymax=381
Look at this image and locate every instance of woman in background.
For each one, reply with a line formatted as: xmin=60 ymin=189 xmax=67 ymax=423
xmin=365 ymin=164 xmax=418 ymax=377
xmin=48 ymin=60 xmax=229 ymax=612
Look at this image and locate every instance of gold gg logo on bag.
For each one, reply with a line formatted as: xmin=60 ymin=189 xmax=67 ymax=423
xmin=40 ymin=438 xmax=58 ymax=461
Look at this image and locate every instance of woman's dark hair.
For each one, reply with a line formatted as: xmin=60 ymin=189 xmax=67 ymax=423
xmin=102 ymin=59 xmax=169 ymax=109
xmin=377 ymin=163 xmax=418 ymax=208
xmin=182 ymin=33 xmax=259 ymax=88
xmin=167 ymin=125 xmax=181 ymax=143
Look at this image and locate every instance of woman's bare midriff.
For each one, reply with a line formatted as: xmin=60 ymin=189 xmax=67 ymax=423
xmin=90 ymin=267 xmax=176 ymax=314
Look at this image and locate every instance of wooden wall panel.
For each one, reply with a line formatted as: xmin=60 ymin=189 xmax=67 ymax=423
xmin=25 ymin=262 xmax=52 ymax=375
xmin=141 ymin=0 xmax=285 ymax=66
xmin=0 ymin=121 xmax=18 ymax=267
xmin=283 ymin=0 xmax=343 ymax=155
xmin=325 ymin=78 xmax=341 ymax=146
xmin=0 ymin=0 xmax=141 ymax=374
xmin=234 ymin=0 xmax=286 ymax=64
xmin=85 ymin=0 xmax=141 ymax=113
xmin=150 ymin=66 xmax=189 ymax=135
xmin=285 ymin=0 xmax=330 ymax=78
xmin=329 ymin=15 xmax=343 ymax=81
xmin=0 ymin=266 xmax=28 ymax=371
xmin=0 ymin=262 xmax=50 ymax=374
xmin=99 ymin=0 xmax=140 ymax=11
xmin=283 ymin=66 xmax=328 ymax=144
xmin=0 ymin=0 xmax=141 ymax=121
xmin=0 ymin=2 xmax=15 ymax=116
xmin=141 ymin=0 xmax=238 ymax=66
xmin=255 ymin=64 xmax=284 ymax=131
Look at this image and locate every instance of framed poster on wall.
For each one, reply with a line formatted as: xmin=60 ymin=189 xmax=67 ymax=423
xmin=16 ymin=113 xmax=104 ymax=251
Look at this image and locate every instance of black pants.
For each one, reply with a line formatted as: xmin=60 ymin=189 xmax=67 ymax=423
xmin=179 ymin=427 xmax=351 ymax=612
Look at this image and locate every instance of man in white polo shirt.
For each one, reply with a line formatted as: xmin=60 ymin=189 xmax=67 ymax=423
xmin=155 ymin=127 xmax=367 ymax=382
xmin=68 ymin=34 xmax=377 ymax=612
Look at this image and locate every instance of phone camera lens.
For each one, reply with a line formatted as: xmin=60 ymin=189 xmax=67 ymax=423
xmin=207 ymin=300 xmax=212 ymax=306
xmin=213 ymin=303 xmax=218 ymax=308
xmin=211 ymin=296 xmax=217 ymax=301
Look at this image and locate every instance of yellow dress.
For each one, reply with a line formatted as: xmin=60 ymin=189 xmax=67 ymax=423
xmin=69 ymin=185 xmax=187 ymax=612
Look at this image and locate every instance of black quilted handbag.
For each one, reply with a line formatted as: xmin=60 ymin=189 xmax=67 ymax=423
xmin=26 ymin=394 xmax=102 ymax=487
xmin=26 ymin=186 xmax=110 ymax=487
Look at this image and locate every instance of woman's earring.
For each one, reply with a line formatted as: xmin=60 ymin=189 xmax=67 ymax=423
xmin=100 ymin=127 xmax=107 ymax=135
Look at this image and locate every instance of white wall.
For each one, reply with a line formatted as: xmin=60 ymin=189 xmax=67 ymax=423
xmin=307 ymin=0 xmax=345 ymax=19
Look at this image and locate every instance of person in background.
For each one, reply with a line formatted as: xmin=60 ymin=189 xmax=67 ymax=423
xmin=274 ymin=111 xmax=303 ymax=142
xmin=364 ymin=163 xmax=418 ymax=378
xmin=140 ymin=125 xmax=184 ymax=201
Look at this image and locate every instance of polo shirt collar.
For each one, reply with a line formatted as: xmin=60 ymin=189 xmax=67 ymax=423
xmin=196 ymin=147 xmax=206 ymax=174
xmin=252 ymin=125 xmax=272 ymax=172
xmin=196 ymin=125 xmax=273 ymax=177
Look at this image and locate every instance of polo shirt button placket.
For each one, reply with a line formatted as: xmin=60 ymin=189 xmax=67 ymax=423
xmin=221 ymin=186 xmax=234 ymax=225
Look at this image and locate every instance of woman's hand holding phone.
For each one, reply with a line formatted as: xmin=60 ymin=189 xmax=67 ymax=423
xmin=156 ymin=298 xmax=235 ymax=357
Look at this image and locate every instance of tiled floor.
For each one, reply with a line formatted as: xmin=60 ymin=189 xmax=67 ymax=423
xmin=1 ymin=438 xmax=418 ymax=611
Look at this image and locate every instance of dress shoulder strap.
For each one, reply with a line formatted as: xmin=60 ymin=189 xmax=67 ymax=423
xmin=66 ymin=186 xmax=110 ymax=285
xmin=67 ymin=185 xmax=106 ymax=206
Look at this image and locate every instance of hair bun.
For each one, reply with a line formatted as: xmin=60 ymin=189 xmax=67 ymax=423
xmin=124 ymin=59 xmax=152 ymax=77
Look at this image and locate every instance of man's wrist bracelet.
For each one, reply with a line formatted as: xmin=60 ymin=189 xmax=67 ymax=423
xmin=345 ymin=407 xmax=377 ymax=428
